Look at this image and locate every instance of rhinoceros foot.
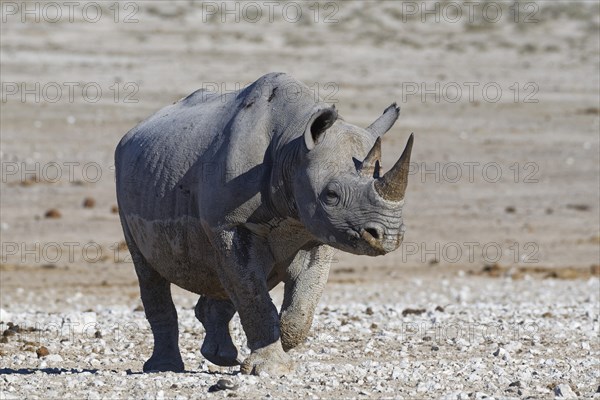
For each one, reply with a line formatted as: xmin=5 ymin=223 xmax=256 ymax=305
xmin=143 ymin=354 xmax=184 ymax=373
xmin=201 ymin=334 xmax=241 ymax=367
xmin=240 ymin=342 xmax=294 ymax=376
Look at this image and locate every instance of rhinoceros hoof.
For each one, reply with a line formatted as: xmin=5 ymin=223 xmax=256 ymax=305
xmin=240 ymin=342 xmax=294 ymax=376
xmin=201 ymin=337 xmax=240 ymax=367
xmin=143 ymin=355 xmax=185 ymax=373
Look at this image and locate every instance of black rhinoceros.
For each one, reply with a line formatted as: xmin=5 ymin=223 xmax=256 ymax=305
xmin=115 ymin=72 xmax=414 ymax=375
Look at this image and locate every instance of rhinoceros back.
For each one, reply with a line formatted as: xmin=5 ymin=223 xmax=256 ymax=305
xmin=115 ymin=89 xmax=234 ymax=220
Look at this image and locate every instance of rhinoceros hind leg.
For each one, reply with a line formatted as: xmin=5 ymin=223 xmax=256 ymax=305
xmin=211 ymin=227 xmax=294 ymax=375
xmin=195 ymin=296 xmax=240 ymax=366
xmin=129 ymin=242 xmax=184 ymax=373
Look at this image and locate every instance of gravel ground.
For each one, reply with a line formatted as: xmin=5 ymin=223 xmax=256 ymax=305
xmin=1 ymin=265 xmax=598 ymax=399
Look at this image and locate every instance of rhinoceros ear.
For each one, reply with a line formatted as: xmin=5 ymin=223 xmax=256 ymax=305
xmin=304 ymin=106 xmax=338 ymax=150
xmin=366 ymin=103 xmax=400 ymax=138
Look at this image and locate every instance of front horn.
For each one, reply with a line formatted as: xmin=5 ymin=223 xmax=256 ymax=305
xmin=374 ymin=133 xmax=414 ymax=201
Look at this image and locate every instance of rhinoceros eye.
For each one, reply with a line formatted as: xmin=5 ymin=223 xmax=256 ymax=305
xmin=324 ymin=189 xmax=340 ymax=206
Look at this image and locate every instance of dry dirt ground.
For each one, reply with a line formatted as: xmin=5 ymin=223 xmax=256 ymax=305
xmin=1 ymin=1 xmax=599 ymax=399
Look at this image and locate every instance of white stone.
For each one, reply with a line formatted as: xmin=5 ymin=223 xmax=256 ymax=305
xmin=554 ymin=384 xmax=577 ymax=398
xmin=0 ymin=308 xmax=12 ymax=322
xmin=581 ymin=342 xmax=590 ymax=350
xmin=45 ymin=354 xmax=64 ymax=363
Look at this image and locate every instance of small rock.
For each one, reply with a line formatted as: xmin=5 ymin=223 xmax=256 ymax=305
xmin=83 ymin=197 xmax=96 ymax=208
xmin=0 ymin=308 xmax=12 ymax=322
xmin=505 ymin=206 xmax=516 ymax=213
xmin=45 ymin=354 xmax=63 ymax=363
xmin=36 ymin=346 xmax=50 ymax=358
xmin=493 ymin=347 xmax=511 ymax=361
xmin=554 ymin=383 xmax=576 ymax=398
xmin=402 ymin=308 xmax=426 ymax=316
xmin=110 ymin=205 xmax=119 ymax=214
xmin=509 ymin=380 xmax=521 ymax=387
xmin=44 ymin=209 xmax=61 ymax=219
xmin=431 ymin=345 xmax=440 ymax=351
xmin=217 ymin=379 xmax=238 ymax=390
xmin=581 ymin=342 xmax=590 ymax=350
xmin=566 ymin=203 xmax=589 ymax=211
xmin=434 ymin=305 xmax=445 ymax=312
xmin=365 ymin=307 xmax=374 ymax=315
xmin=88 ymin=390 xmax=101 ymax=400
xmin=94 ymin=330 xmax=102 ymax=339
xmin=209 ymin=379 xmax=239 ymax=392
xmin=505 ymin=341 xmax=522 ymax=352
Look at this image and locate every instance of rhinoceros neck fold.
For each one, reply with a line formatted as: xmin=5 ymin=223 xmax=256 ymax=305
xmin=264 ymin=99 xmax=326 ymax=222
xmin=267 ymin=136 xmax=303 ymax=221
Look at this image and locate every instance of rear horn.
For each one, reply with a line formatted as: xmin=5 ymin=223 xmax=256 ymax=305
xmin=358 ymin=137 xmax=382 ymax=178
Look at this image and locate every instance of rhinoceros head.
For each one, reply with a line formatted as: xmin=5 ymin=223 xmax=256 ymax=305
xmin=293 ymin=104 xmax=414 ymax=256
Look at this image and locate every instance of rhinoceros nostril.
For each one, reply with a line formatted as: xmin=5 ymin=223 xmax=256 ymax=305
xmin=364 ymin=227 xmax=380 ymax=240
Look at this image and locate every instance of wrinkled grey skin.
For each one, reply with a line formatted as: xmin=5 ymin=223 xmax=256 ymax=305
xmin=115 ymin=73 xmax=414 ymax=376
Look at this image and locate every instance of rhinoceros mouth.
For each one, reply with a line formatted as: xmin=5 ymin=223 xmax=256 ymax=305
xmin=345 ymin=228 xmax=387 ymax=256
xmin=360 ymin=229 xmax=387 ymax=255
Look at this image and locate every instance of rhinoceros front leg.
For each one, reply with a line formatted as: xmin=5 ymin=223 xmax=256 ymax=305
xmin=280 ymin=245 xmax=333 ymax=351
xmin=195 ymin=296 xmax=240 ymax=366
xmin=130 ymin=246 xmax=184 ymax=373
xmin=211 ymin=227 xmax=293 ymax=376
